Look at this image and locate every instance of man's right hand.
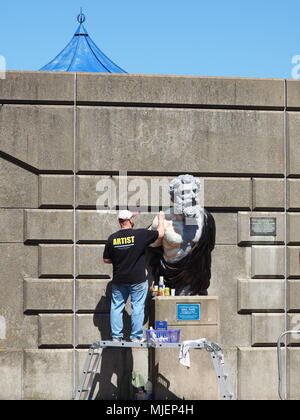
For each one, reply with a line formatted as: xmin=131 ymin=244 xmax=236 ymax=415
xmin=157 ymin=211 xmax=165 ymax=239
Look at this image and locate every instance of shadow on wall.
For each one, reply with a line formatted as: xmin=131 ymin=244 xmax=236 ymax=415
xmin=90 ymin=281 xmax=151 ymax=400
xmin=89 ymin=276 xmax=181 ymax=400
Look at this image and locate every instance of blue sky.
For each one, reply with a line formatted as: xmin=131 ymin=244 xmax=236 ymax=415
xmin=1 ymin=0 xmax=299 ymax=78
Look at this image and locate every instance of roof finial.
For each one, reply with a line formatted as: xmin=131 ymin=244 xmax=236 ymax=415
xmin=77 ymin=8 xmax=86 ymax=24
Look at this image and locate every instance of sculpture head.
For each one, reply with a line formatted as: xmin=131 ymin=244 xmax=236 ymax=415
xmin=169 ymin=174 xmax=202 ymax=219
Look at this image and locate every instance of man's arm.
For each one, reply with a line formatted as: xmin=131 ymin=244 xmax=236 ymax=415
xmin=103 ymin=239 xmax=112 ymax=264
xmin=156 ymin=211 xmax=165 ymax=239
xmin=149 ymin=211 xmax=165 ymax=247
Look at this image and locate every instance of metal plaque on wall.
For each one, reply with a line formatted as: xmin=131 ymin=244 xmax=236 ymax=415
xmin=250 ymin=217 xmax=277 ymax=236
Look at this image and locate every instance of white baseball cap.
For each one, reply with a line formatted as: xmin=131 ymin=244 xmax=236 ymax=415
xmin=118 ymin=210 xmax=138 ymax=220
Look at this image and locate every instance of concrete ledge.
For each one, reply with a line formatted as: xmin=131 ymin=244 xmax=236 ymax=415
xmin=287 ymin=80 xmax=300 ymax=108
xmin=0 ymin=71 xmax=74 ymax=102
xmin=77 ymin=73 xmax=284 ymax=107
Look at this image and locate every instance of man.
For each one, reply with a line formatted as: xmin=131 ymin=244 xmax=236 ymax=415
xmin=103 ymin=210 xmax=165 ymax=342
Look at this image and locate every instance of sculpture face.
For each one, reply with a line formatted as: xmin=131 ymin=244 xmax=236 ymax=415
xmin=151 ymin=174 xmax=204 ymax=263
xmin=169 ymin=174 xmax=202 ymax=219
xmin=148 ymin=174 xmax=215 ymax=296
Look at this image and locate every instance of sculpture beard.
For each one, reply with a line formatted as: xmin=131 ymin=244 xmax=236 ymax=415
xmin=146 ymin=175 xmax=216 ymax=296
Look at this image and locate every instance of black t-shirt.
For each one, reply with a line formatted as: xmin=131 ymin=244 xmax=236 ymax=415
xmin=103 ymin=228 xmax=159 ymax=284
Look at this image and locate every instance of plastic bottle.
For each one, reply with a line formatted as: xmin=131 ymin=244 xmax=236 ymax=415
xmin=158 ymin=276 xmax=164 ymax=296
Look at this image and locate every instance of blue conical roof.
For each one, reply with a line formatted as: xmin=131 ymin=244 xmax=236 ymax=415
xmin=39 ymin=11 xmax=126 ymax=73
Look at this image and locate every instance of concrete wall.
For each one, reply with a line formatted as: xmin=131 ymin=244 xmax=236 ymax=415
xmin=0 ymin=71 xmax=300 ymax=400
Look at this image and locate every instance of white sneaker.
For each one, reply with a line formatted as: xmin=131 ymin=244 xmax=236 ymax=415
xmin=131 ymin=337 xmax=146 ymax=343
xmin=112 ymin=338 xmax=122 ymax=342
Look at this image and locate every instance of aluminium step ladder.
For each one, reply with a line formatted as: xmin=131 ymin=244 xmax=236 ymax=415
xmin=74 ymin=339 xmax=236 ymax=400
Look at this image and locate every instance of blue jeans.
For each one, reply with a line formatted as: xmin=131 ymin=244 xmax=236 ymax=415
xmin=110 ymin=281 xmax=148 ymax=340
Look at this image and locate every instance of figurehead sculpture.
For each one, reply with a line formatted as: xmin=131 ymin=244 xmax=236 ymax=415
xmin=147 ymin=174 xmax=216 ymax=296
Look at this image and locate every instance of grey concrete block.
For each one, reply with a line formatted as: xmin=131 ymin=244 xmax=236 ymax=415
xmin=24 ymin=210 xmax=73 ymax=242
xmin=287 ymin=247 xmax=300 ymax=278
xmin=288 ymin=112 xmax=300 ymax=175
xmin=251 ymin=314 xmax=285 ymax=346
xmin=0 ymin=350 xmax=22 ymax=400
xmin=288 ymin=179 xmax=300 ymax=210
xmin=237 ymin=279 xmax=285 ymax=313
xmin=76 ymin=314 xmax=110 ymax=344
xmin=77 ymin=210 xmax=154 ymax=242
xmin=210 ymin=245 xmax=252 ymax=347
xmin=77 ymin=74 xmax=284 ymax=107
xmin=0 ymin=243 xmax=38 ymax=348
xmin=0 ymin=157 xmax=38 ymax=208
xmin=23 ymin=349 xmax=73 ymax=400
xmin=251 ymin=246 xmax=285 ymax=278
xmin=0 ymin=105 xmax=73 ymax=171
xmin=288 ymin=280 xmax=300 ymax=312
xmin=287 ymin=349 xmax=300 ymax=400
xmin=252 ymin=178 xmax=284 ymax=210
xmin=0 ymin=71 xmax=74 ymax=102
xmin=288 ymin=213 xmax=300 ymax=244
xmin=0 ymin=209 xmax=23 ymax=242
xmin=38 ymin=314 xmax=73 ymax=347
xmin=238 ymin=348 xmax=279 ymax=400
xmin=39 ymin=244 xmax=73 ymax=277
xmin=287 ymin=80 xmax=300 ymax=108
xmin=76 ymin=279 xmax=111 ymax=312
xmin=77 ymin=107 xmax=284 ymax=174
xmin=24 ymin=279 xmax=73 ymax=312
xmin=213 ymin=213 xmax=237 ymax=245
xmin=238 ymin=212 xmax=285 ymax=245
xmin=39 ymin=175 xmax=73 ymax=207
xmin=203 ymin=178 xmax=251 ymax=209
xmin=77 ymin=245 xmax=112 ymax=277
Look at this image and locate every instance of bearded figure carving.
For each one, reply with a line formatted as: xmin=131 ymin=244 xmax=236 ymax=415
xmin=147 ymin=174 xmax=216 ymax=296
